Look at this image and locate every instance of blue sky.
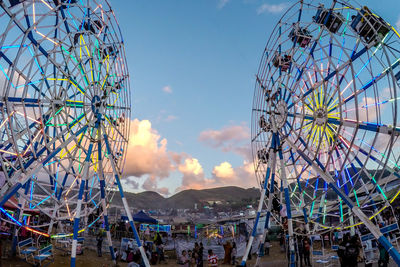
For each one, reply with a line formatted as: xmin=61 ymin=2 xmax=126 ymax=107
xmin=113 ymin=0 xmax=400 ymax=195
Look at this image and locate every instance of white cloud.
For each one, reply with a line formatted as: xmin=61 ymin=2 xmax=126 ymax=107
xmin=124 ymin=119 xmax=173 ymax=178
xmin=162 ymin=85 xmax=172 ymax=94
xmin=198 ymin=123 xmax=252 ymax=160
xmin=123 ymin=119 xmax=176 ymax=195
xmin=212 ymin=161 xmax=234 ymax=179
xmin=122 ymin=120 xmax=257 ymax=194
xmin=179 ymin=158 xmax=204 ymax=176
xmin=396 ymin=16 xmax=400 ymax=30
xmin=176 ymin=158 xmax=257 ymax=192
xmin=156 ymin=110 xmax=178 ymax=123
xmin=165 ymin=115 xmax=178 ymax=122
xmin=142 ymin=176 xmax=170 ymax=196
xmin=177 ymin=157 xmax=207 ymax=190
xmin=199 ymin=124 xmax=250 ymax=147
xmin=217 ymin=0 xmax=230 ymax=9
xmin=124 ymin=177 xmax=140 ymax=189
xmin=257 ymin=3 xmax=288 ymax=15
xmin=213 ymin=160 xmax=256 ymax=187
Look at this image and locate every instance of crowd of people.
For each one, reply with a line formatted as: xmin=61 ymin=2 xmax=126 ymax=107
xmin=336 ymin=232 xmax=390 ymax=267
xmin=93 ymin=227 xmax=167 ymax=267
xmin=3 ymin=219 xmax=394 ymax=267
xmin=294 ymin=235 xmax=312 ymax=267
xmin=122 ymin=232 xmax=167 ymax=266
xmin=177 ymin=240 xmax=239 ymax=266
xmin=178 ymin=242 xmax=204 ymax=266
xmin=0 ymin=206 xmax=398 ymax=267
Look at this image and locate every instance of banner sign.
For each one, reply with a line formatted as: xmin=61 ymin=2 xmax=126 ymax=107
xmin=140 ymin=224 xmax=171 ymax=233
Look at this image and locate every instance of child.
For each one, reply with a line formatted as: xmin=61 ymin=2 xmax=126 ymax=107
xmin=179 ymin=250 xmax=190 ymax=267
xmin=113 ymin=248 xmax=119 ymax=261
xmin=264 ymin=237 xmax=270 ymax=256
xmin=207 ymin=249 xmax=218 ymax=267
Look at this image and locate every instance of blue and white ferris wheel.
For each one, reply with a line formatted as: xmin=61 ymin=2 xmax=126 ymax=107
xmin=247 ymin=0 xmax=400 ymax=266
xmin=0 ymin=1 xmax=149 ymax=266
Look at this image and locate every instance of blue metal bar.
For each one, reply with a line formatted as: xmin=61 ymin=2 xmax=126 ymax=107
xmin=71 ymin=142 xmax=94 ymax=267
xmin=277 ymin=136 xmax=295 ymax=267
xmin=0 ymin=183 xmax=22 ymax=207
xmin=11 ymin=180 xmax=31 ymax=255
xmin=241 ymin=134 xmax=277 ymax=266
xmin=71 ymin=179 xmax=85 ymax=267
xmin=97 ymin=141 xmax=116 ymax=263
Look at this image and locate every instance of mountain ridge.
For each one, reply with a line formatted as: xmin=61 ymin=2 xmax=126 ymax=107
xmin=111 ymin=186 xmax=260 ymax=210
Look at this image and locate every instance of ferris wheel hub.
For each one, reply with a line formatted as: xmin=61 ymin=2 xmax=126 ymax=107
xmin=314 ymin=107 xmax=327 ymax=126
xmin=91 ymin=95 xmax=102 ymax=115
xmin=272 ymin=99 xmax=288 ymax=129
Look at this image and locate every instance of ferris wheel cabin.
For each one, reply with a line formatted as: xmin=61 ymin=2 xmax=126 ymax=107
xmin=313 ymin=4 xmax=344 ymax=34
xmin=272 ymin=53 xmax=291 ymax=72
xmin=289 ymin=26 xmax=312 ymax=48
xmin=350 ymin=6 xmax=391 ymax=47
xmin=257 ymin=148 xmax=269 ymax=164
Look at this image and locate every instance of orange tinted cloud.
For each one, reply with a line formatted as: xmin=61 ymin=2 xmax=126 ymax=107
xmin=199 ymin=124 xmax=250 ymax=147
xmin=198 ymin=123 xmax=252 ymax=160
xmin=177 ymin=157 xmax=207 ymax=190
xmin=123 ymin=119 xmax=174 ymax=179
xmin=212 ymin=161 xmax=234 ymax=179
xmin=122 ymin=120 xmax=257 ymax=195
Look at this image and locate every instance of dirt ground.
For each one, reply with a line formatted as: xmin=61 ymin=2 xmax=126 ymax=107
xmin=0 ymin=240 xmax=287 ymax=267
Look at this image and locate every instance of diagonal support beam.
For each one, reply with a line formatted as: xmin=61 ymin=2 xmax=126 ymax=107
xmin=97 ymin=126 xmax=116 ymax=265
xmin=103 ymin=131 xmax=150 ymax=267
xmin=276 ymin=135 xmax=296 ymax=267
xmin=241 ymin=133 xmax=277 ymax=266
xmin=70 ymin=143 xmax=93 ymax=267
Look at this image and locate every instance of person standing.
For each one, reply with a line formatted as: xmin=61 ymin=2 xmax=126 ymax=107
xmin=144 ymin=226 xmax=150 ymax=241
xmin=198 ymin=242 xmax=204 ymax=267
xmin=338 ymin=233 xmax=349 ymax=266
xmin=378 ymin=243 xmax=390 ymax=267
xmin=303 ymin=237 xmax=311 ymax=267
xmin=193 ymin=242 xmax=199 ymax=266
xmin=113 ymin=248 xmax=119 ymax=261
xmin=207 ymin=249 xmax=218 ymax=267
xmin=296 ymin=236 xmax=304 ymax=267
xmin=96 ymin=232 xmax=103 ymax=257
xmin=364 ymin=240 xmax=374 ymax=267
xmin=264 ymin=236 xmax=271 ymax=256
xmin=231 ymin=242 xmax=237 ymax=265
xmin=223 ymin=241 xmax=232 ymax=264
xmin=180 ymin=250 xmax=190 ymax=267
xmin=154 ymin=232 xmax=163 ymax=245
xmin=188 ymin=250 xmax=194 ymax=266
xmin=194 ymin=242 xmax=199 ymax=255
xmin=343 ymin=236 xmax=359 ymax=267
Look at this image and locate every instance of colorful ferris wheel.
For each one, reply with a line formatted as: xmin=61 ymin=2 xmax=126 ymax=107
xmin=0 ymin=0 xmax=149 ymax=266
xmin=245 ymin=0 xmax=400 ymax=266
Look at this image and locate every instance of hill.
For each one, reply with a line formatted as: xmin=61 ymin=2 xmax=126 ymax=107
xmin=111 ymin=186 xmax=260 ymax=210
xmin=168 ymin=186 xmax=260 ymax=209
